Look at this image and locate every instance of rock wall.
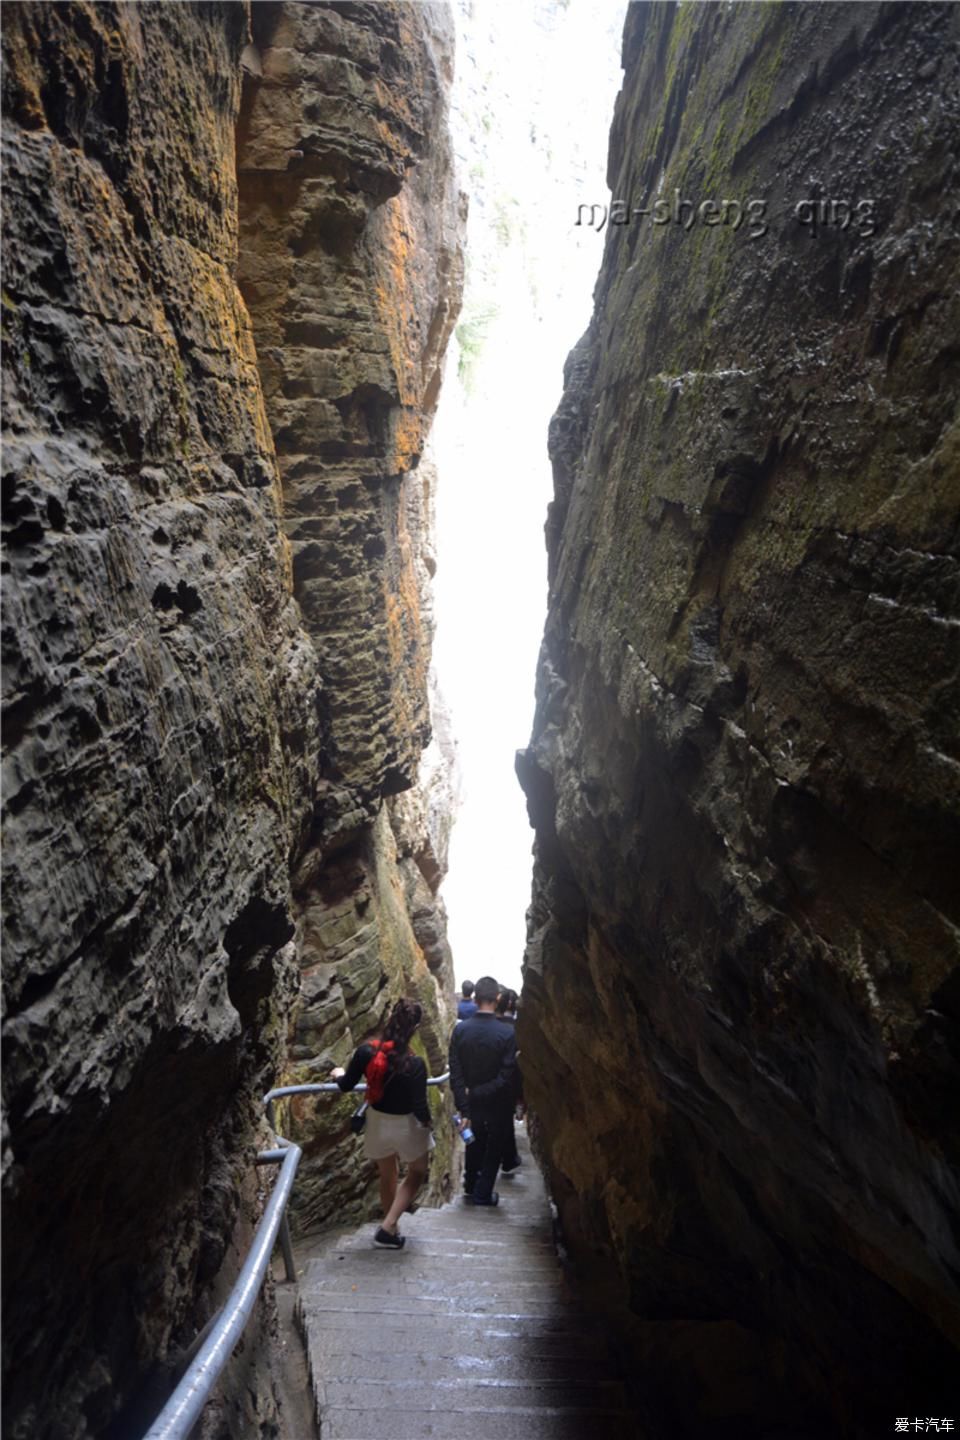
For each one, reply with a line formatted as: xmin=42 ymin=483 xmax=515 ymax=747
xmin=236 ymin=0 xmax=463 ymax=1228
xmin=518 ymin=4 xmax=960 ymax=1436
xmin=1 ymin=1 xmax=461 ymax=1435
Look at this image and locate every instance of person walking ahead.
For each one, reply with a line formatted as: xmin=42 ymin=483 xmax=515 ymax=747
xmin=331 ymin=998 xmax=434 ymax=1249
xmin=457 ymin=980 xmax=478 ymax=1020
xmin=449 ymin=976 xmax=517 ymax=1207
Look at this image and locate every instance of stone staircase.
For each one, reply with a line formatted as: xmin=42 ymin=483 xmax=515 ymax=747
xmin=290 ymin=1127 xmax=650 ymax=1439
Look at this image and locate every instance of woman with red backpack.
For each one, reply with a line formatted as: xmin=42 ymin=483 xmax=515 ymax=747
xmin=330 ymin=998 xmax=434 ymax=1249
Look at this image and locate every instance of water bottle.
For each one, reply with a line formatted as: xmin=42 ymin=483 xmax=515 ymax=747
xmin=453 ymin=1112 xmax=475 ymax=1145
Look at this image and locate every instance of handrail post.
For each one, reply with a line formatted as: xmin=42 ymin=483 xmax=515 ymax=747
xmin=140 ymin=1073 xmax=450 ymax=1438
xmin=259 ymin=1074 xmax=449 ymax=1282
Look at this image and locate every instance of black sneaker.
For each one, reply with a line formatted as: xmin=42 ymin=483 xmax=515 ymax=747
xmin=373 ymin=1227 xmax=405 ymax=1248
xmin=469 ymin=1191 xmax=499 ymax=1207
xmin=501 ymin=1160 xmax=521 ymax=1173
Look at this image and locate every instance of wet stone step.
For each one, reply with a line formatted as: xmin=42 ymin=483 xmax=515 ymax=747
xmin=293 ymin=1349 xmax=621 ymax=1384
xmin=311 ymin=1226 xmax=555 ymax=1252
xmin=409 ymin=1217 xmax=553 ymax=1235
xmin=420 ymin=1201 xmax=548 ymax=1220
xmin=307 ymin=1239 xmax=559 ymax=1263
xmin=300 ymin=1274 xmax=568 ymax=1300
xmin=301 ymin=1299 xmax=577 ymax=1324
xmin=319 ymin=1231 xmax=558 ymax=1255
xmin=304 ymin=1271 xmax=565 ymax=1294
xmin=320 ymin=1406 xmax=637 ymax=1440
xmin=299 ymin=1303 xmax=594 ymax=1331
xmin=309 ymin=1252 xmax=563 ymax=1278
xmin=302 ymin=1320 xmax=615 ymax=1361
xmin=317 ymin=1378 xmax=628 ymax=1411
xmin=293 ymin=1128 xmax=648 ymax=1438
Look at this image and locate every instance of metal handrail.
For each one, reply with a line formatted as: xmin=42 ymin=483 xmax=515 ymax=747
xmin=264 ymin=1073 xmax=450 ymax=1280
xmin=141 ymin=1068 xmax=450 ymax=1439
xmin=143 ymin=1140 xmax=301 ymax=1440
xmin=264 ymin=1070 xmax=451 ymax=1113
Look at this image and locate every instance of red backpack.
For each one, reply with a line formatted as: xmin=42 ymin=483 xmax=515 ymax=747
xmin=364 ymin=1039 xmax=395 ymax=1104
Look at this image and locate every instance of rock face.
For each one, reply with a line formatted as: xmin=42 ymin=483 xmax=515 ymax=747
xmin=236 ymin=0 xmax=463 ymax=1228
xmin=237 ymin=1 xmax=463 ymax=831
xmin=517 ymin=4 xmax=960 ymax=1436
xmin=1 ymin=2 xmax=461 ymax=1436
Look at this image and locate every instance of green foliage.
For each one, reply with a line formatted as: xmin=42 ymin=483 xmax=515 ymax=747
xmin=455 ymin=302 xmax=499 ymax=393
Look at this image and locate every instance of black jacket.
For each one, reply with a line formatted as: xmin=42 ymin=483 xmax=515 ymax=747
xmin=449 ymin=1012 xmax=517 ymax=1113
xmin=336 ymin=1043 xmax=431 ymax=1126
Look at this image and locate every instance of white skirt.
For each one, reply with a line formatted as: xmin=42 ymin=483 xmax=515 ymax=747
xmin=363 ymin=1108 xmax=435 ymax=1162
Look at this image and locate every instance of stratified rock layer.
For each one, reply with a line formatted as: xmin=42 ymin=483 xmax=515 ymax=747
xmin=2 ymin=1 xmax=461 ymax=1436
xmin=518 ymin=4 xmax=960 ymax=1436
xmin=1 ymin=4 xmax=318 ymax=1435
xmin=237 ymin=1 xmax=463 ymax=1225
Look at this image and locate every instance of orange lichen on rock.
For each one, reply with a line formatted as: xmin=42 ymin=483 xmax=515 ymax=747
xmin=371 ymin=197 xmax=425 ymax=472
xmin=233 ymin=0 xmax=463 ymax=1236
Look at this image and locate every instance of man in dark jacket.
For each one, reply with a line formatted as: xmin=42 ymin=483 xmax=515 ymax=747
xmin=456 ymin=979 xmax=478 ymax=1020
xmin=449 ymin=975 xmax=517 ymax=1206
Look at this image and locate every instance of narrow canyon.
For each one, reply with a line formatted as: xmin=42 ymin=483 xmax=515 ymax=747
xmin=2 ymin=3 xmax=957 ymax=1440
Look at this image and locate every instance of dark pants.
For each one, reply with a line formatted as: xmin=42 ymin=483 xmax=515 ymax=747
xmin=501 ymin=1117 xmax=520 ymax=1171
xmin=464 ymin=1102 xmax=514 ymax=1202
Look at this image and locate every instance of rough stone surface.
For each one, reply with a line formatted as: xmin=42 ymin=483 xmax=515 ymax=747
xmin=2 ymin=1 xmax=461 ymax=1436
xmin=292 ymin=1125 xmax=658 ymax=1440
xmin=1 ymin=4 xmax=318 ymax=1435
xmin=237 ymin=0 xmax=464 ymax=1228
xmin=518 ymin=4 xmax=960 ymax=1437
xmin=237 ymin=0 xmax=464 ymax=828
